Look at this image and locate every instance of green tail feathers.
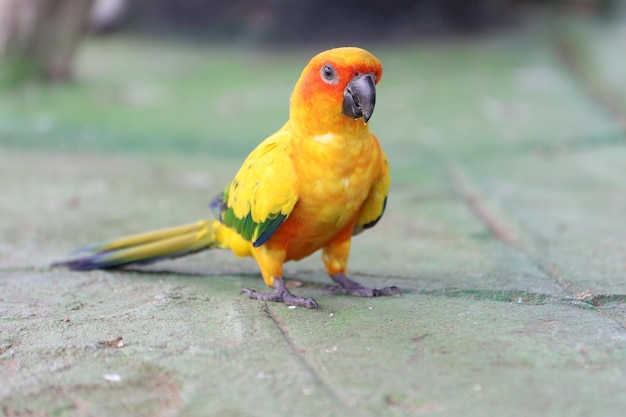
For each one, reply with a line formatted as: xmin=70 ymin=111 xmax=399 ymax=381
xmin=53 ymin=220 xmax=220 ymax=270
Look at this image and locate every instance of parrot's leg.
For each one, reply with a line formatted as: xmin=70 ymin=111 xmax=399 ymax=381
xmin=246 ymin=246 xmax=318 ymax=308
xmin=242 ymin=279 xmax=319 ymax=309
xmin=327 ymin=273 xmax=400 ymax=297
xmin=323 ymin=234 xmax=400 ymax=297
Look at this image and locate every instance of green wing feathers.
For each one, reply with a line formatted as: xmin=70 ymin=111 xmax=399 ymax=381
xmin=218 ymin=133 xmax=298 ymax=247
xmin=53 ymin=220 xmax=221 ymax=270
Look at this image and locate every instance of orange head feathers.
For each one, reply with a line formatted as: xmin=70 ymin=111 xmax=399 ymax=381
xmin=288 ymin=47 xmax=383 ymax=136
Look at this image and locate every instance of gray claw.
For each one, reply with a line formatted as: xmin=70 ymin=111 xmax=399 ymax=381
xmin=327 ymin=273 xmax=400 ymax=297
xmin=242 ymin=280 xmax=318 ymax=309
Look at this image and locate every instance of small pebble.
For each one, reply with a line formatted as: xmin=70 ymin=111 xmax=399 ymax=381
xmin=104 ymin=374 xmax=122 ymax=382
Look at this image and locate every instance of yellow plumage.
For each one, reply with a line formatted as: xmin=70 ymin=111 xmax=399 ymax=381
xmin=55 ymin=47 xmax=399 ymax=308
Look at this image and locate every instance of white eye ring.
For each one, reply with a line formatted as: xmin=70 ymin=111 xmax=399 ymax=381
xmin=320 ymin=64 xmax=338 ymax=84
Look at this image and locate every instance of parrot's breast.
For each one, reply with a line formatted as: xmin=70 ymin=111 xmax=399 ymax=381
xmin=268 ymin=131 xmax=382 ymax=261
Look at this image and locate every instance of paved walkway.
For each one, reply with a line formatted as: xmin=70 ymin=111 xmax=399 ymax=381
xmin=1 ymin=22 xmax=625 ymax=417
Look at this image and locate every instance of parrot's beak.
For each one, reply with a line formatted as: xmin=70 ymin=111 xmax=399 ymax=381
xmin=343 ymin=73 xmax=376 ymax=123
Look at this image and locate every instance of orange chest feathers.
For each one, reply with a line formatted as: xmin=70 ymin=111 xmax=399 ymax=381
xmin=276 ymin=133 xmax=382 ymax=253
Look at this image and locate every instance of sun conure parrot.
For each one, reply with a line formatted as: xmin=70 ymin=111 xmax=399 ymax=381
xmin=54 ymin=47 xmax=399 ymax=308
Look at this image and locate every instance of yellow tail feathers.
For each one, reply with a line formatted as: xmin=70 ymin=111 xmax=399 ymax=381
xmin=53 ymin=220 xmax=224 ymax=270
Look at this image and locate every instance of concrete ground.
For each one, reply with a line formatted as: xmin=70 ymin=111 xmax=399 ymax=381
xmin=1 ymin=20 xmax=625 ymax=417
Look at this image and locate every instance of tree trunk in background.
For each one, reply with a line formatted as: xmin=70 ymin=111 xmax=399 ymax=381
xmin=0 ymin=0 xmax=94 ymax=86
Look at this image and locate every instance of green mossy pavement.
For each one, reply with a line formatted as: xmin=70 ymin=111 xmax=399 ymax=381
xmin=1 ymin=21 xmax=625 ymax=417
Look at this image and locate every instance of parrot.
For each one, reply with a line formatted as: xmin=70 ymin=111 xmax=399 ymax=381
xmin=54 ymin=47 xmax=399 ymax=309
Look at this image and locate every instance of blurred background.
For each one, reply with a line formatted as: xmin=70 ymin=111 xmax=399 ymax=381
xmin=1 ymin=0 xmax=626 ymax=249
xmin=0 ymin=0 xmax=623 ymax=84
xmin=1 ymin=0 xmax=625 ymax=154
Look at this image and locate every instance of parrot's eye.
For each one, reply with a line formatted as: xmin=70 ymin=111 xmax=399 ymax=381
xmin=320 ymin=64 xmax=337 ymax=84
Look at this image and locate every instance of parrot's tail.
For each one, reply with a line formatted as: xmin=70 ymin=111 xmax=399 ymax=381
xmin=53 ymin=220 xmax=223 ymax=270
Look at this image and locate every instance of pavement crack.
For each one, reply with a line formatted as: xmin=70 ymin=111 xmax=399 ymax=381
xmin=535 ymin=260 xmax=573 ymax=291
xmin=408 ymin=334 xmax=429 ymax=364
xmin=555 ymin=36 xmax=626 ymax=133
xmin=417 ymin=287 xmax=626 ymax=310
xmin=577 ymin=293 xmax=626 ymax=307
xmin=418 ymin=288 xmax=553 ymax=304
xmin=264 ymin=305 xmax=373 ymax=417
xmin=449 ymin=167 xmax=580 ymax=295
xmin=450 ymin=168 xmax=520 ymax=247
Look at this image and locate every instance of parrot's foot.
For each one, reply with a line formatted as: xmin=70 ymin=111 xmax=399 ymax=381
xmin=241 ymin=279 xmax=319 ymax=309
xmin=327 ymin=273 xmax=401 ymax=297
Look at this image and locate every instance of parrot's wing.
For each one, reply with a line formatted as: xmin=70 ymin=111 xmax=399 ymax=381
xmin=353 ymin=152 xmax=390 ymax=235
xmin=218 ymin=132 xmax=298 ymax=247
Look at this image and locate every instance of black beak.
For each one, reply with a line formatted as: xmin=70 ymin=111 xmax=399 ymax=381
xmin=343 ymin=73 xmax=376 ymax=123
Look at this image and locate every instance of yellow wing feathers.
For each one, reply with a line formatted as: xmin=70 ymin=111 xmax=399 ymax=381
xmin=221 ymin=131 xmax=299 ymax=246
xmin=354 ymin=150 xmax=390 ymax=234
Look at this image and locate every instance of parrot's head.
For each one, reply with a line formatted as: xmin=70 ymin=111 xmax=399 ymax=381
xmin=289 ymin=47 xmax=383 ymax=135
